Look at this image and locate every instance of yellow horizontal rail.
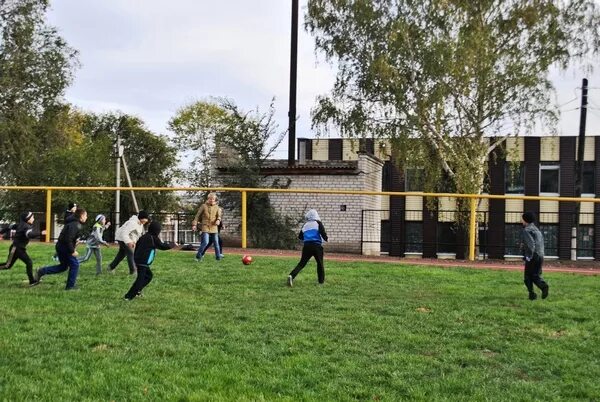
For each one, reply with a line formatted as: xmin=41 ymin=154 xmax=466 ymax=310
xmin=1 ymin=185 xmax=599 ymax=203
xmin=3 ymin=185 xmax=596 ymax=260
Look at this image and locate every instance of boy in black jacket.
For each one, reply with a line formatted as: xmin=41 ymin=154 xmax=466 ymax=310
xmin=52 ymin=202 xmax=78 ymax=262
xmin=36 ymin=208 xmax=87 ymax=290
xmin=0 ymin=212 xmax=46 ymax=286
xmin=124 ymin=221 xmax=175 ymax=300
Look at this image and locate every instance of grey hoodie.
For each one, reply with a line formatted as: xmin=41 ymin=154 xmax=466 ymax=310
xmin=522 ymin=223 xmax=545 ymax=259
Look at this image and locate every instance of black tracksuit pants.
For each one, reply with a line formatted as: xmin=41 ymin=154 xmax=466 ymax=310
xmin=124 ymin=264 xmax=153 ymax=299
xmin=0 ymin=245 xmax=35 ymax=284
xmin=109 ymin=241 xmax=137 ymax=274
xmin=524 ymin=254 xmax=548 ymax=294
xmin=289 ymin=242 xmax=325 ymax=284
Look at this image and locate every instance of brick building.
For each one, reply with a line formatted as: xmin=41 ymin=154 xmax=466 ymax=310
xmin=214 ymin=135 xmax=600 ymax=260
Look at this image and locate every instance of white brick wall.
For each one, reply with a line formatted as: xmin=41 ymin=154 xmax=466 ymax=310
xmin=213 ymin=153 xmax=384 ymax=254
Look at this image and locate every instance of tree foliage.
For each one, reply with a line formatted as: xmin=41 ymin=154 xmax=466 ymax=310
xmin=306 ymin=0 xmax=600 ymax=195
xmin=0 ymin=0 xmax=79 ymax=181
xmin=169 ymin=98 xmax=298 ymax=249
xmin=0 ymin=109 xmax=179 ymax=219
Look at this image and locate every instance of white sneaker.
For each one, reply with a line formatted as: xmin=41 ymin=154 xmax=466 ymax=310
xmin=287 ymin=275 xmax=293 ymax=287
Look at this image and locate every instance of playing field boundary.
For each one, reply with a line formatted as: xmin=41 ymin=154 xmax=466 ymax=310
xmin=221 ymin=247 xmax=600 ymax=276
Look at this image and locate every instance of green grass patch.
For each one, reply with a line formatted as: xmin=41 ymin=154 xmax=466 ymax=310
xmin=0 ymin=243 xmax=599 ymax=401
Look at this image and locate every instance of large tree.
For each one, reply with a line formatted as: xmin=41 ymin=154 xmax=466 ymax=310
xmin=0 ymin=0 xmax=78 ymax=182
xmin=306 ymin=0 xmax=600 ymax=195
xmin=169 ymin=98 xmax=298 ymax=248
xmin=0 ymin=109 xmax=179 ymax=219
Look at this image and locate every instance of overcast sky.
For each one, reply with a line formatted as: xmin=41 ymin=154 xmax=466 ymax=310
xmin=47 ymin=1 xmax=600 ymax=160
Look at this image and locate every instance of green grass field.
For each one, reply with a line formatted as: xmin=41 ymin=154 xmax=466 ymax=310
xmin=0 ymin=243 xmax=599 ymax=401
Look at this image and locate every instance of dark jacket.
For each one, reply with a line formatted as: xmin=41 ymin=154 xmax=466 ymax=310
xmin=134 ymin=222 xmax=173 ymax=266
xmin=64 ymin=211 xmax=77 ymax=224
xmin=11 ymin=222 xmax=41 ymax=249
xmin=57 ymin=220 xmax=83 ymax=255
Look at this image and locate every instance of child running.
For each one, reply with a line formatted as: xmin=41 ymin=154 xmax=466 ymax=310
xmin=78 ymin=214 xmax=111 ymax=275
xmin=36 ymin=208 xmax=88 ymax=290
xmin=0 ymin=212 xmax=46 ymax=286
xmin=108 ymin=210 xmax=149 ymax=275
xmin=287 ymin=209 xmax=328 ymax=287
xmin=123 ymin=221 xmax=175 ymax=300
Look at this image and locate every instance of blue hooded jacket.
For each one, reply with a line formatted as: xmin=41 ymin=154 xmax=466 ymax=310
xmin=298 ymin=209 xmax=328 ymax=245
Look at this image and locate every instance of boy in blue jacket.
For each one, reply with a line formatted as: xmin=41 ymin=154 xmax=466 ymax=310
xmin=123 ymin=221 xmax=176 ymax=300
xmin=287 ymin=209 xmax=328 ymax=287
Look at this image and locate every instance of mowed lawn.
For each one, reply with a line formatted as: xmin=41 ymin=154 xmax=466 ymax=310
xmin=0 ymin=243 xmax=599 ymax=401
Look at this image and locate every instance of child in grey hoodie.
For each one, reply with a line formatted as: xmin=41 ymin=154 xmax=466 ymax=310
xmin=521 ymin=212 xmax=549 ymax=300
xmin=78 ymin=214 xmax=111 ymax=275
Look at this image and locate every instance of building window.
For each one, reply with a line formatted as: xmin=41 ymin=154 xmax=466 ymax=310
xmin=540 ymin=163 xmax=560 ymax=194
xmin=504 ymin=224 xmax=522 ymax=255
xmin=405 ymin=168 xmax=424 ymax=192
xmin=538 ymin=224 xmax=559 ymax=257
xmin=577 ymin=225 xmax=594 ymax=258
xmin=505 ymin=162 xmax=525 ymax=194
xmin=582 ymin=161 xmax=595 ymax=195
xmin=405 ymin=222 xmax=423 ymax=253
xmin=437 ymin=222 xmax=456 ymax=254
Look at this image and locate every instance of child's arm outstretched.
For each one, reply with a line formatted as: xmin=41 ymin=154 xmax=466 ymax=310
xmin=154 ymin=235 xmax=176 ymax=251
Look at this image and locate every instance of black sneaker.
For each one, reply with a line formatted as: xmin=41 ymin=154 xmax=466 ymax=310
xmin=65 ymin=286 xmax=80 ymax=291
xmin=29 ymin=280 xmax=40 ymax=288
xmin=528 ymin=292 xmax=537 ymax=300
xmin=541 ymin=285 xmax=549 ymax=299
xmin=136 ymin=291 xmax=144 ymax=298
xmin=123 ymin=296 xmax=134 ymax=301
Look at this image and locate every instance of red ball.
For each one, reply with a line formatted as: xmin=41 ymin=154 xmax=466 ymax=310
xmin=242 ymin=255 xmax=253 ymax=265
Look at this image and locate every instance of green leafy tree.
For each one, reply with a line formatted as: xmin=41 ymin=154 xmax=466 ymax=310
xmin=168 ymin=100 xmax=229 ymax=188
xmin=0 ymin=0 xmax=78 ymax=182
xmin=215 ymin=99 xmax=299 ymax=249
xmin=1 ymin=110 xmax=179 ymax=221
xmin=169 ymin=98 xmax=298 ymax=249
xmin=306 ymin=0 xmax=600 ymax=196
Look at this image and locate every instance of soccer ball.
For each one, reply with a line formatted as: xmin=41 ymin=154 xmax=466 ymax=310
xmin=242 ymin=255 xmax=253 ymax=265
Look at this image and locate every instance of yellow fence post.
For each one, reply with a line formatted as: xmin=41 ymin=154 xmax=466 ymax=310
xmin=468 ymin=197 xmax=477 ymax=261
xmin=45 ymin=189 xmax=52 ymax=243
xmin=241 ymin=191 xmax=247 ymax=249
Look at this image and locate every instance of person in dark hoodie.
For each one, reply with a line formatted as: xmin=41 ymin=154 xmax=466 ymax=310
xmin=52 ymin=202 xmax=78 ymax=262
xmin=521 ymin=212 xmax=549 ymax=300
xmin=0 ymin=212 xmax=46 ymax=286
xmin=36 ymin=208 xmax=87 ymax=290
xmin=287 ymin=209 xmax=328 ymax=287
xmin=123 ymin=221 xmax=175 ymax=300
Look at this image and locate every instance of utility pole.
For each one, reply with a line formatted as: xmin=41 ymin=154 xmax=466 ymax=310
xmin=115 ymin=132 xmax=122 ymax=231
xmin=288 ymin=0 xmax=299 ymax=167
xmin=572 ymin=78 xmax=588 ymax=260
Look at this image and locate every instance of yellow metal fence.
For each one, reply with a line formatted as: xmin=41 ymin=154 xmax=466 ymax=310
xmin=2 ymin=185 xmax=599 ymax=261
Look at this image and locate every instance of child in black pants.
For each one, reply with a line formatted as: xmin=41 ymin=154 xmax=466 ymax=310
xmin=287 ymin=209 xmax=328 ymax=287
xmin=0 ymin=212 xmax=46 ymax=286
xmin=521 ymin=212 xmax=549 ymax=300
xmin=124 ymin=221 xmax=175 ymax=300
